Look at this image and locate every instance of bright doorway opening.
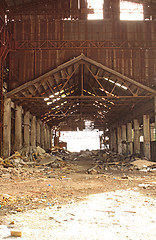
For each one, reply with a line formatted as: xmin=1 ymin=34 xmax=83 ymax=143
xmin=60 ymin=130 xmax=102 ymax=152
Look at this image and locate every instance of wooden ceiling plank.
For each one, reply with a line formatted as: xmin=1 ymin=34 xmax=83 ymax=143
xmin=6 ymin=54 xmax=156 ymax=98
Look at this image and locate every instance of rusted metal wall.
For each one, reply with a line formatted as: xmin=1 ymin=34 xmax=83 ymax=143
xmin=0 ymin=61 xmax=3 ymax=156
xmin=0 ymin=5 xmax=5 ymax=21
xmin=8 ymin=19 xmax=156 ymax=90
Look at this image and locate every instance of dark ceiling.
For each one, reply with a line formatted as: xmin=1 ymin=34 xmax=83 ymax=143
xmin=2 ymin=0 xmax=156 ymax=9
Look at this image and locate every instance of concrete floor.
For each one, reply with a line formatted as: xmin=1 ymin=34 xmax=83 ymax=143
xmin=1 ymin=189 xmax=156 ymax=240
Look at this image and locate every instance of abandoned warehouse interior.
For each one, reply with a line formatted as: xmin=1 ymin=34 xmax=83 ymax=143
xmin=0 ymin=0 xmax=156 ymax=160
xmin=1 ymin=1 xmax=156 ymax=238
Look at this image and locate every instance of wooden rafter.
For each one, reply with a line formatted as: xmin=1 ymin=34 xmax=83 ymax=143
xmin=6 ymin=54 xmax=156 ymax=98
xmin=5 ymin=54 xmax=156 ymax=128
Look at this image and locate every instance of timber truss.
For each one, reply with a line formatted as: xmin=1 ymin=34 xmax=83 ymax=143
xmin=6 ymin=54 xmax=156 ymax=130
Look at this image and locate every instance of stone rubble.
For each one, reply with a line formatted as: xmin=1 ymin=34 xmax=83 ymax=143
xmin=84 ymin=150 xmax=156 ymax=173
xmin=0 ymin=148 xmax=156 ymax=181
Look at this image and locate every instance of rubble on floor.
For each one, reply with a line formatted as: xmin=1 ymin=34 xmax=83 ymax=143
xmin=80 ymin=150 xmax=156 ymax=174
xmin=0 ymin=147 xmax=71 ymax=181
xmin=0 ymin=148 xmax=156 ymax=180
xmin=0 ymin=147 xmax=156 ymax=223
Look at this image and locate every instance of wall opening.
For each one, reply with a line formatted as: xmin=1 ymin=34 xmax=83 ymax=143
xmin=87 ymin=0 xmax=103 ymax=20
xmin=60 ymin=129 xmax=102 ymax=152
xmin=120 ymin=0 xmax=143 ymax=20
xmin=87 ymin=0 xmax=143 ymax=20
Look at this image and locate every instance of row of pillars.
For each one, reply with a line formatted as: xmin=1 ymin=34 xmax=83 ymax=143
xmin=3 ymin=98 xmax=52 ymax=158
xmin=110 ymin=115 xmax=154 ymax=159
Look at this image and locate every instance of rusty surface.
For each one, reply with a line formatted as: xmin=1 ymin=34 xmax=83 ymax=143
xmin=7 ymin=20 xmax=156 ymax=90
xmin=6 ymin=54 xmax=156 ymax=131
xmin=0 ymin=0 xmax=156 ymax=158
xmin=0 ymin=14 xmax=16 ymax=156
xmin=0 ymin=60 xmax=3 ymax=156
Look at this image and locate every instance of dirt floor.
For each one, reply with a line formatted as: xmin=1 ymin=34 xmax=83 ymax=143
xmin=0 ymin=156 xmax=156 ymax=220
xmin=0 ymin=155 xmax=156 ymax=239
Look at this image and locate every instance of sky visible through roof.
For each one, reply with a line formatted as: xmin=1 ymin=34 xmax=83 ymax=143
xmin=88 ymin=0 xmax=143 ymax=20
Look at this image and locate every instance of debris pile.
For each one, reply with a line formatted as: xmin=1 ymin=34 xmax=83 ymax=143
xmin=0 ymin=146 xmax=71 ymax=180
xmin=0 ymin=148 xmax=156 ymax=179
xmin=82 ymin=150 xmax=156 ymax=174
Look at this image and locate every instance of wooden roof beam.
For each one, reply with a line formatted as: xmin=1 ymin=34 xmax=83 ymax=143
xmin=6 ymin=54 xmax=156 ymax=98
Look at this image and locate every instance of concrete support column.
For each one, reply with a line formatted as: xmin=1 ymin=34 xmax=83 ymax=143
xmin=44 ymin=125 xmax=48 ymax=150
xmin=122 ymin=125 xmax=127 ymax=155
xmin=54 ymin=131 xmax=59 ymax=147
xmin=31 ymin=115 xmax=36 ymax=148
xmin=134 ymin=119 xmax=140 ymax=154
xmin=150 ymin=123 xmax=155 ymax=142
xmin=154 ymin=97 xmax=156 ymax=138
xmin=111 ymin=128 xmax=117 ymax=152
xmin=50 ymin=128 xmax=52 ymax=148
xmin=117 ymin=127 xmax=122 ymax=154
xmin=127 ymin=122 xmax=133 ymax=155
xmin=14 ymin=105 xmax=22 ymax=151
xmin=36 ymin=120 xmax=41 ymax=146
xmin=41 ymin=122 xmax=45 ymax=149
xmin=3 ymin=98 xmax=11 ymax=157
xmin=24 ymin=111 xmax=30 ymax=150
xmin=113 ymin=128 xmax=117 ymax=152
xmin=47 ymin=126 xmax=50 ymax=149
xmin=110 ymin=129 xmax=113 ymax=150
xmin=46 ymin=126 xmax=49 ymax=149
xmin=46 ymin=125 xmax=49 ymax=149
xmin=143 ymin=115 xmax=150 ymax=159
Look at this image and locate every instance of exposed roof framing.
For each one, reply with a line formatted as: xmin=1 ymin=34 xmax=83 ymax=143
xmin=6 ymin=54 xmax=156 ymax=130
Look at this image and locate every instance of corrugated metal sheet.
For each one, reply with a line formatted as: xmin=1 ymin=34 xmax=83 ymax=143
xmin=8 ymin=20 xmax=156 ymax=90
